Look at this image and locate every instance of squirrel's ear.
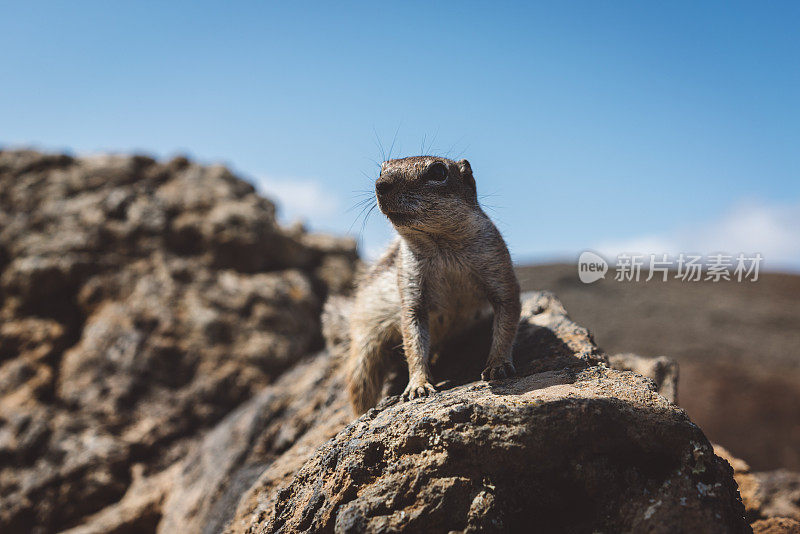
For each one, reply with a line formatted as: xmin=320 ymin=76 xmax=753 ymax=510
xmin=458 ymin=159 xmax=477 ymax=199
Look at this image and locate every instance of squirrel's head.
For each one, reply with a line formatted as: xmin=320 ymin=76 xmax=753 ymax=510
xmin=375 ymin=156 xmax=478 ymax=232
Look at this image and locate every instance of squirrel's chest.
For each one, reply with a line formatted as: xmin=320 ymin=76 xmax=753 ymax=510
xmin=425 ymin=267 xmax=486 ymax=341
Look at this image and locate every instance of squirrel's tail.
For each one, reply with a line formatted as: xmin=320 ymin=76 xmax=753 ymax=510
xmin=321 ymin=296 xmax=352 ymax=354
xmin=322 ymin=295 xmax=385 ymax=414
xmin=347 ymin=331 xmax=386 ymax=415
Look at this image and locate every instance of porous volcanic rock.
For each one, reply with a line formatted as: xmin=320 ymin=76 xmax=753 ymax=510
xmin=608 ymin=352 xmax=679 ymax=403
xmin=244 ymin=367 xmax=746 ymax=533
xmin=1 ymin=149 xmax=752 ymax=534
xmin=716 ymin=444 xmax=800 ymax=526
xmin=213 ymin=292 xmax=746 ymax=534
xmin=750 ymin=470 xmax=800 ymax=523
xmin=0 ymin=149 xmax=357 ymax=533
xmin=752 ymin=517 xmax=800 ymax=534
xmin=63 ymin=290 xmax=605 ymax=533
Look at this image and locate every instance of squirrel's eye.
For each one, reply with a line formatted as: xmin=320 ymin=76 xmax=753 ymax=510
xmin=424 ymin=162 xmax=448 ymax=182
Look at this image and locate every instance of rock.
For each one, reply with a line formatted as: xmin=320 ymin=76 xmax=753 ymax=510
xmin=516 ymin=263 xmax=800 ymax=473
xmin=608 ymin=352 xmax=679 ymax=402
xmin=229 ymin=368 xmax=745 ymax=533
xmin=64 ymin=288 xmax=734 ymax=534
xmin=217 ymin=291 xmax=747 ymax=533
xmin=716 ymin=443 xmax=763 ymax=521
xmin=0 ymin=149 xmax=357 ymax=533
xmin=716 ymin=444 xmax=800 ymax=525
xmin=716 ymin=444 xmax=753 ymax=474
xmin=0 ymin=149 xmax=752 ymax=533
xmin=60 ymin=464 xmax=179 ymax=534
xmin=158 ymin=350 xmax=351 ymax=534
xmin=750 ymin=471 xmax=800 ymax=522
xmin=752 ymin=517 xmax=800 ymax=534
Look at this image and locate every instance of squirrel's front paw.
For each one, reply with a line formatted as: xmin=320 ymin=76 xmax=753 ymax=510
xmin=481 ymin=361 xmax=516 ymax=381
xmin=402 ymin=380 xmax=437 ymax=401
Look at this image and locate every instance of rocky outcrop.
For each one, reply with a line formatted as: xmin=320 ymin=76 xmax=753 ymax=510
xmin=0 ymin=150 xmax=357 ymax=533
xmin=752 ymin=518 xmax=800 ymax=534
xmin=236 ymin=365 xmax=745 ymax=533
xmin=608 ymin=352 xmax=679 ymax=403
xmin=0 ymin=149 xmax=778 ymax=533
xmin=64 ymin=289 xmax=750 ymax=533
xmin=749 ymin=471 xmax=800 ymax=523
xmin=716 ymin=444 xmax=800 ymax=530
xmin=516 ymin=263 xmax=800 ymax=473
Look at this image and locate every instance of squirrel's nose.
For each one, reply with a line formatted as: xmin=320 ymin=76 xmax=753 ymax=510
xmin=375 ymin=180 xmax=395 ymax=196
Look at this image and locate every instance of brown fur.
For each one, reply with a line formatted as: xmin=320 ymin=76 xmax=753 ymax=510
xmin=342 ymin=156 xmax=520 ymax=414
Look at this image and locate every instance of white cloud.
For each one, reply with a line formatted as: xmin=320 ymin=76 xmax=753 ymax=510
xmin=253 ymin=174 xmax=395 ymax=260
xmin=595 ymin=199 xmax=800 ymax=271
xmin=255 ymin=176 xmax=340 ymax=223
xmin=363 ymin=241 xmax=391 ymax=261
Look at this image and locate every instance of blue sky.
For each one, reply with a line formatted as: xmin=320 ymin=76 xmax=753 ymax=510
xmin=2 ymin=1 xmax=799 ymax=269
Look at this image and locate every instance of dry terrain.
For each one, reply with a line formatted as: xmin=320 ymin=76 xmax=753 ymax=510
xmin=2 ymin=149 xmax=795 ymax=532
xmin=517 ymin=263 xmax=800 ymax=471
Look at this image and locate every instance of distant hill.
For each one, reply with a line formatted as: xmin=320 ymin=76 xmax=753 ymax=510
xmin=516 ymin=263 xmax=800 ymax=471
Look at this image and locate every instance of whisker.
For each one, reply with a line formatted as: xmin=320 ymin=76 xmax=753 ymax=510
xmin=346 ymin=197 xmax=375 ymax=213
xmin=347 ymin=198 xmax=377 ymax=234
xmin=360 ymin=170 xmax=379 ymax=184
xmin=373 ymin=126 xmax=386 ymax=162
xmin=387 ymin=124 xmax=401 ymax=161
xmin=425 ymin=128 xmax=439 ymax=155
xmin=359 ymin=202 xmax=379 ymax=238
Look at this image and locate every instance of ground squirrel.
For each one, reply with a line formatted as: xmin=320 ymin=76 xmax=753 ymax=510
xmin=326 ymin=156 xmax=521 ymax=414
